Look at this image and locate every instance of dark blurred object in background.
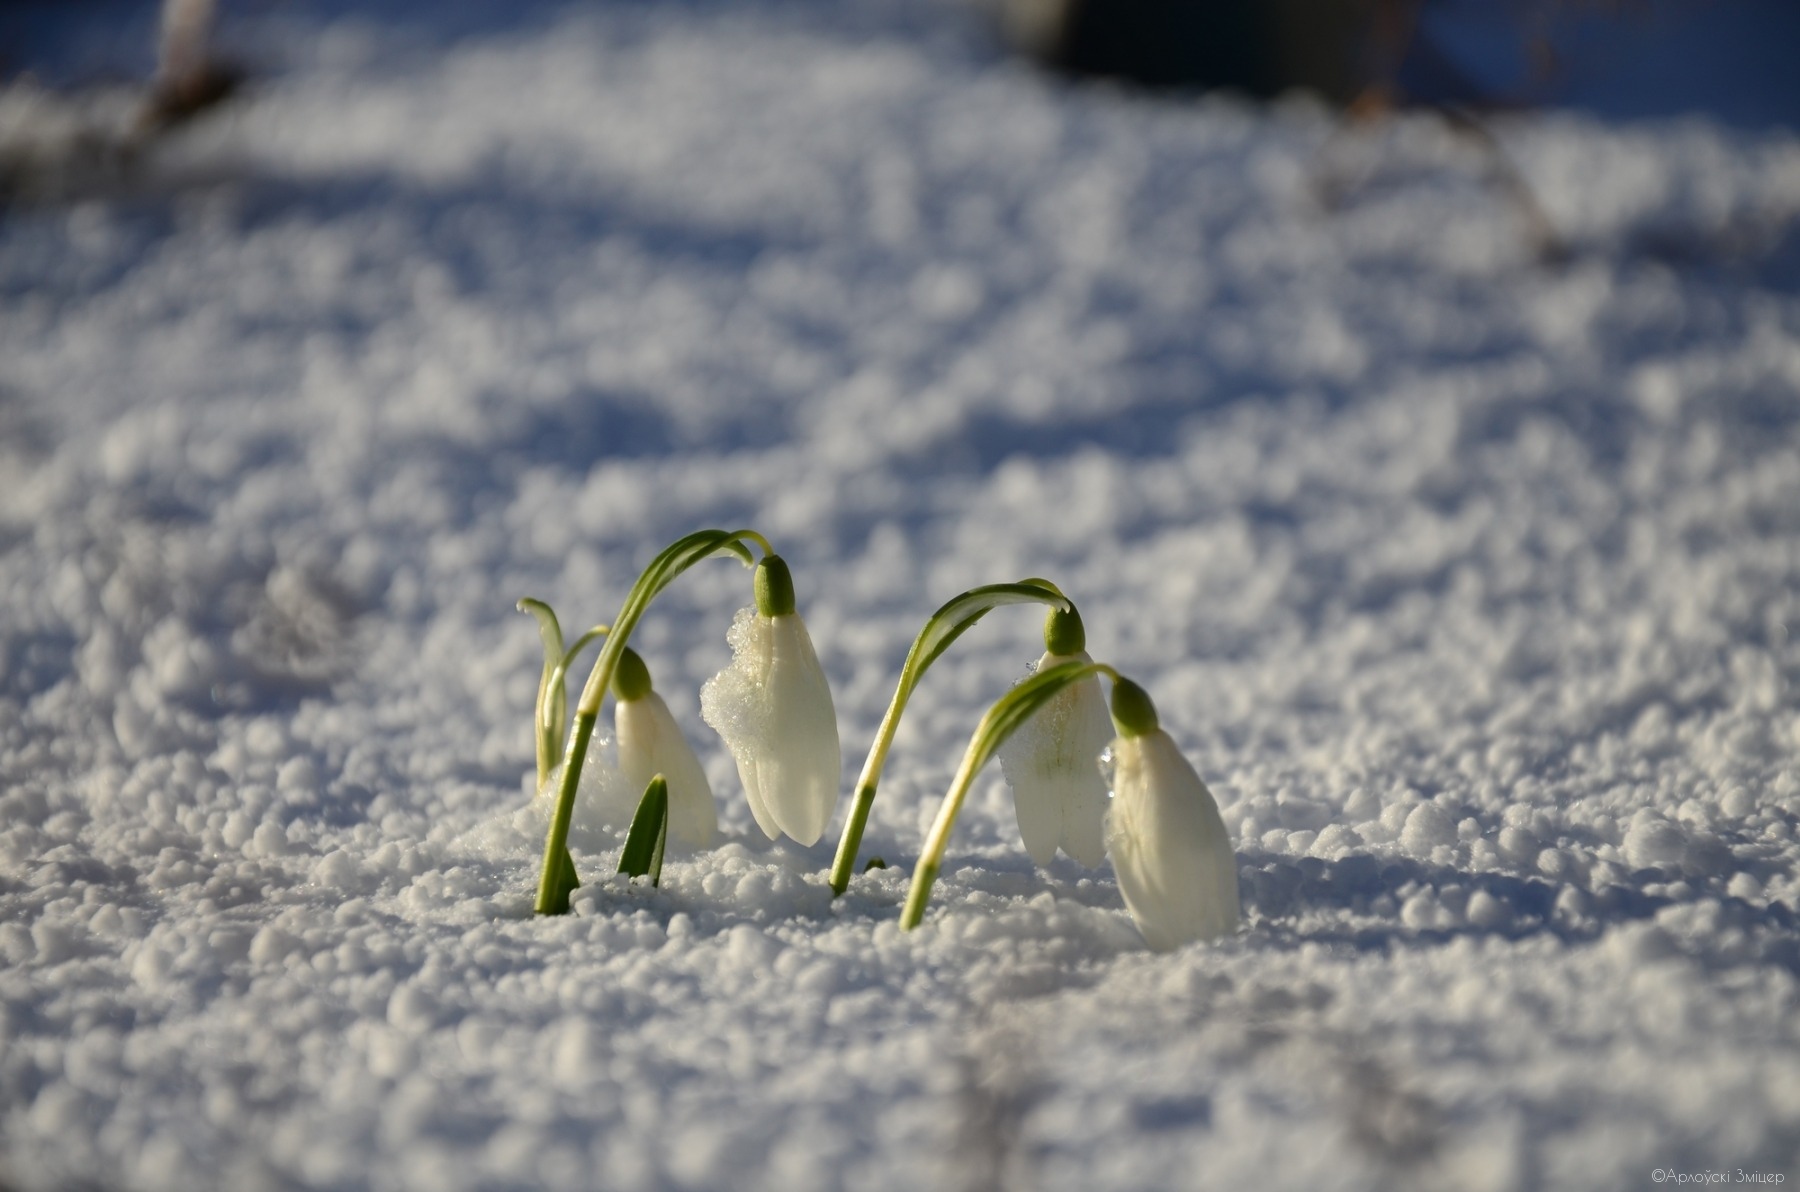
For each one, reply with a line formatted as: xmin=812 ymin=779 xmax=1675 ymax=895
xmin=0 ymin=0 xmax=238 ymax=202
xmin=996 ymin=0 xmax=1800 ymax=128
xmin=139 ymin=0 xmax=240 ymax=131
xmin=1000 ymin=0 xmax=1371 ymax=101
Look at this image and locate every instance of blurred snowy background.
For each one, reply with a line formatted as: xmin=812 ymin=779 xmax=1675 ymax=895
xmin=1 ymin=1 xmax=1798 ymax=1189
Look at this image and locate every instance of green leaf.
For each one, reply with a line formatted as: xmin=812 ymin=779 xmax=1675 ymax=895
xmin=862 ymin=857 xmax=887 ymax=872
xmin=618 ymin=774 xmax=669 ymax=887
xmin=517 ymin=598 xmax=566 ymax=788
xmin=518 ymin=597 xmax=565 ymax=659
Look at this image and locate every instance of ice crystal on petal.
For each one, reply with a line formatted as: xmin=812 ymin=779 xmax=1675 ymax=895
xmin=701 ymin=607 xmax=841 ymax=845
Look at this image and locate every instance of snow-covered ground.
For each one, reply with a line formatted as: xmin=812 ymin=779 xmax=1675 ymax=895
xmin=3 ymin=2 xmax=1799 ymax=1189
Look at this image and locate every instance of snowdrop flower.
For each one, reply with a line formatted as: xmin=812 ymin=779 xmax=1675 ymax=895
xmin=996 ymin=604 xmax=1110 ymax=868
xmin=609 ymin=647 xmax=715 ymax=848
xmin=700 ymin=555 xmax=841 ymax=845
xmin=1103 ymin=679 xmax=1240 ymax=950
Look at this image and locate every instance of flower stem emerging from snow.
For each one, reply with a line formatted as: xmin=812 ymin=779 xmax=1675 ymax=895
xmin=900 ymin=658 xmax=1118 ymax=930
xmin=617 ymin=774 xmax=669 ymax=887
xmin=827 ymin=580 xmax=1072 ymax=897
xmin=532 ymin=529 xmax=764 ymax=916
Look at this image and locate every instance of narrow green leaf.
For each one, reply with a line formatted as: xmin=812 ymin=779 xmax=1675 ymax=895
xmin=862 ymin=857 xmax=887 ymax=872
xmin=518 ymin=598 xmax=565 ymax=659
xmin=618 ymin=775 xmax=670 ymax=887
xmin=517 ymin=598 xmax=566 ymax=789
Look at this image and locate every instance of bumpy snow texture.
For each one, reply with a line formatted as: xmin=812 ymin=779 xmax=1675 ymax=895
xmin=2 ymin=1 xmax=1799 ymax=1189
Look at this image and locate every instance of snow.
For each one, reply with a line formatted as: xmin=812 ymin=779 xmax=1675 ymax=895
xmin=2 ymin=0 xmax=1799 ymax=1189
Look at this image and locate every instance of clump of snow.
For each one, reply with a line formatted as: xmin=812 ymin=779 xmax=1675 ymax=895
xmin=1 ymin=0 xmax=1798 ymax=1188
xmin=697 ymin=608 xmax=775 ymax=761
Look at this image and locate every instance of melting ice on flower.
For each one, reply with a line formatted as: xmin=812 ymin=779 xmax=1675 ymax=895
xmin=996 ymin=602 xmax=1112 ymax=868
xmin=1103 ymin=678 xmax=1240 ymax=950
xmin=700 ymin=555 xmax=841 ymax=845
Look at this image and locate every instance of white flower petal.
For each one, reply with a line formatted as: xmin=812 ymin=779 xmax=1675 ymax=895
xmin=1104 ymin=729 xmax=1240 ymax=949
xmin=997 ymin=650 xmax=1112 ymax=868
xmin=616 ymin=691 xmax=716 ymax=848
xmin=700 ymin=607 xmax=842 ymax=845
xmin=736 ymin=749 xmax=783 ymax=841
xmin=1009 ymin=756 xmax=1063 ymax=867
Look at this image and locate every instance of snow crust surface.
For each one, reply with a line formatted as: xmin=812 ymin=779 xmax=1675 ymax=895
xmin=2 ymin=1 xmax=1799 ymax=1189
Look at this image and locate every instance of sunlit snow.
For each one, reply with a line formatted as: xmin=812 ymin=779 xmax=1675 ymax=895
xmin=2 ymin=1 xmax=1798 ymax=1189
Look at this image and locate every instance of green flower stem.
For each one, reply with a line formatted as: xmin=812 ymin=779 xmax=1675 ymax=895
xmin=900 ymin=659 xmax=1118 ymax=931
xmin=828 ymin=581 xmax=1072 ymax=897
xmin=533 ymin=528 xmax=765 ymax=916
xmin=537 ymin=707 xmax=597 ymax=910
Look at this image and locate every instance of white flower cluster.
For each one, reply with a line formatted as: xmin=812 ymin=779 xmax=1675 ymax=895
xmin=522 ymin=531 xmax=1237 ymax=950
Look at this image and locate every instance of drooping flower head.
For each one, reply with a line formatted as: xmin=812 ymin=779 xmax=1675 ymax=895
xmin=1103 ymin=678 xmax=1240 ymax=949
xmin=996 ymin=602 xmax=1111 ymax=868
xmin=700 ymin=555 xmax=841 ymax=845
xmin=608 ymin=647 xmax=716 ymax=848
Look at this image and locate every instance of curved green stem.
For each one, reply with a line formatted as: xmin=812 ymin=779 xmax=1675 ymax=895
xmin=828 ymin=580 xmax=1072 ymax=897
xmin=734 ymin=530 xmax=774 ymax=558
xmin=901 ymin=660 xmax=1119 ymax=930
xmin=534 ymin=528 xmax=766 ymax=915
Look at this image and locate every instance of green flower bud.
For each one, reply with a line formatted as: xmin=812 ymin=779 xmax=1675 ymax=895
xmin=1109 ymin=677 xmax=1159 ymax=737
xmin=611 ymin=647 xmax=653 ymax=702
xmin=1043 ymin=603 xmax=1086 ymax=656
xmin=755 ymin=554 xmax=797 ymax=617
